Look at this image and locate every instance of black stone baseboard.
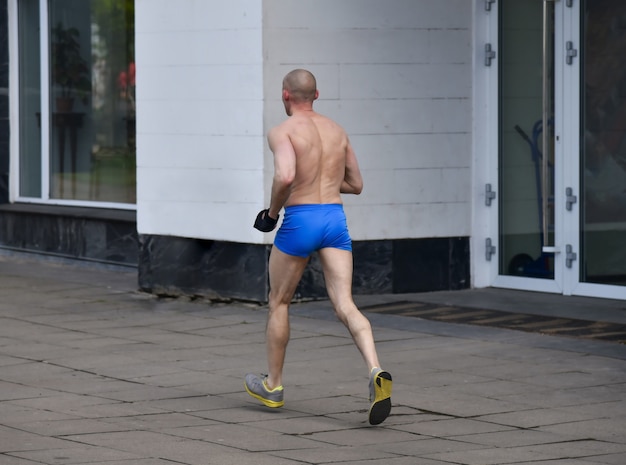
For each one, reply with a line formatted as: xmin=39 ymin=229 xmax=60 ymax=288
xmin=138 ymin=235 xmax=269 ymax=302
xmin=138 ymin=234 xmax=470 ymax=302
xmin=0 ymin=203 xmax=469 ymax=301
xmin=0 ymin=204 xmax=138 ymax=266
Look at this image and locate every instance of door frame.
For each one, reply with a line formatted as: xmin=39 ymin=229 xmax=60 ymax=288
xmin=564 ymin=2 xmax=626 ymax=300
xmin=472 ymin=0 xmax=626 ymax=300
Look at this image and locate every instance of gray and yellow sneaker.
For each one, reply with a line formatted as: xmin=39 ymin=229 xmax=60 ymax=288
xmin=368 ymin=368 xmax=392 ymax=425
xmin=244 ymin=373 xmax=284 ymax=408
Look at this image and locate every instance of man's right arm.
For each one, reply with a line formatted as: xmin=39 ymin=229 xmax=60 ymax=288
xmin=340 ymin=139 xmax=363 ymax=195
xmin=267 ymin=127 xmax=296 ymax=218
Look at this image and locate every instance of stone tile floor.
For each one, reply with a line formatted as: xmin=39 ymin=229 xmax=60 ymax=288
xmin=0 ymin=254 xmax=624 ymax=464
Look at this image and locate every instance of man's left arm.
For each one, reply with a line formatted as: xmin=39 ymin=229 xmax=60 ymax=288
xmin=341 ymin=137 xmax=363 ymax=195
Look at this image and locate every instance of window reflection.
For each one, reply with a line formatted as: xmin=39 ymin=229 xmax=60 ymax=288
xmin=18 ymin=0 xmax=42 ymax=197
xmin=581 ymin=0 xmax=626 ymax=285
xmin=19 ymin=0 xmax=135 ymax=204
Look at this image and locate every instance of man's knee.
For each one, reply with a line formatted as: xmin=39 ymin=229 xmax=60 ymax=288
xmin=332 ymin=300 xmax=359 ymax=321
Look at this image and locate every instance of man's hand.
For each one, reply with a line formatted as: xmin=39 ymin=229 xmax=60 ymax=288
xmin=254 ymin=209 xmax=279 ymax=232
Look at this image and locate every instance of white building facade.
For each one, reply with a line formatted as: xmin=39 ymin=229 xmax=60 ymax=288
xmin=2 ymin=0 xmax=625 ymax=302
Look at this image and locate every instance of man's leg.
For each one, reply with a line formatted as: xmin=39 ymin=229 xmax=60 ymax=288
xmin=265 ymin=246 xmax=309 ymax=390
xmin=318 ymin=248 xmax=380 ymax=370
xmin=319 ymin=247 xmax=392 ymax=425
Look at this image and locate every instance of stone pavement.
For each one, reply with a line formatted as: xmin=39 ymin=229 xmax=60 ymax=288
xmin=0 ymin=253 xmax=625 ymax=465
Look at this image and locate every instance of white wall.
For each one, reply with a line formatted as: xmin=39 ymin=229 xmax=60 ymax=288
xmin=135 ymin=0 xmax=266 ymax=243
xmin=264 ymin=0 xmax=473 ymax=241
xmin=137 ymin=0 xmax=473 ymax=244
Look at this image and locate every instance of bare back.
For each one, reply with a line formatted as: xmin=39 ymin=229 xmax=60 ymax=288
xmin=268 ymin=111 xmax=361 ymax=208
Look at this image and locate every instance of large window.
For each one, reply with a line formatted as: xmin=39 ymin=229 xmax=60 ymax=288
xmin=16 ymin=0 xmax=135 ymax=206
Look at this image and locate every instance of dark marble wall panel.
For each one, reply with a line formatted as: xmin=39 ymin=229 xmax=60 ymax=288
xmin=393 ymin=237 xmax=470 ymax=293
xmin=394 ymin=238 xmax=447 ymax=293
xmin=449 ymin=237 xmax=471 ymax=290
xmin=0 ymin=209 xmax=138 ymax=265
xmin=1 ymin=216 xmax=469 ymax=302
xmin=103 ymin=221 xmax=138 ymax=263
xmin=136 ymin=235 xmax=469 ymax=302
xmin=292 ymin=238 xmax=468 ymax=298
xmin=353 ymin=240 xmax=394 ymax=294
xmin=138 ymin=234 xmax=269 ymax=302
xmin=294 ymin=252 xmax=327 ymax=300
xmin=282 ymin=240 xmax=395 ymax=300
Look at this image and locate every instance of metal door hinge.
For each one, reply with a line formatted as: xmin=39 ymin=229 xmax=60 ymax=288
xmin=566 ymin=244 xmax=577 ymax=268
xmin=485 ymin=183 xmax=497 ymax=206
xmin=485 ymin=43 xmax=496 ymax=67
xmin=566 ymin=41 xmax=578 ymax=65
xmin=566 ymin=187 xmax=577 ymax=211
xmin=485 ymin=238 xmax=496 ymax=261
xmin=485 ymin=0 xmax=496 ymax=11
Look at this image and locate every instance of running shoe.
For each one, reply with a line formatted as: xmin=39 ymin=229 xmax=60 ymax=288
xmin=244 ymin=373 xmax=284 ymax=408
xmin=368 ymin=368 xmax=392 ymax=425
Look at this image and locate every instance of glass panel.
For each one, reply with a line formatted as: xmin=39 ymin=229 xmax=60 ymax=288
xmin=581 ymin=0 xmax=626 ymax=286
xmin=499 ymin=0 xmax=554 ymax=278
xmin=48 ymin=0 xmax=135 ymax=203
xmin=18 ymin=0 xmax=42 ymax=197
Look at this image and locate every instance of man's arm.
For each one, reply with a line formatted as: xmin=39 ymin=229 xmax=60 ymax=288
xmin=340 ymin=139 xmax=363 ymax=195
xmin=267 ymin=127 xmax=296 ymax=218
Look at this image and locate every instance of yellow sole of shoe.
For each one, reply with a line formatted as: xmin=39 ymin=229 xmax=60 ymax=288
xmin=244 ymin=383 xmax=284 ymax=408
xmin=368 ymin=371 xmax=392 ymax=425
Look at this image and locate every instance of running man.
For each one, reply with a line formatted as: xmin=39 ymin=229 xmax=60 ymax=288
xmin=245 ymin=69 xmax=392 ymax=425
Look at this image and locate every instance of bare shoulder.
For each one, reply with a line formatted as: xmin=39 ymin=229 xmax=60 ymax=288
xmin=313 ymin=113 xmax=349 ymax=147
xmin=313 ymin=112 xmax=343 ymax=129
xmin=268 ymin=119 xmax=291 ymax=142
xmin=269 ymin=119 xmax=290 ymax=136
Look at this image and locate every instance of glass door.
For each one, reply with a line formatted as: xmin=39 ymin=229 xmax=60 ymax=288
xmin=496 ymin=0 xmax=626 ymax=299
xmin=576 ymin=0 xmax=626 ymax=298
xmin=498 ymin=0 xmax=559 ymax=292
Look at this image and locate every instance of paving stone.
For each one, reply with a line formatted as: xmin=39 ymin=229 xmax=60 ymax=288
xmin=526 ymin=440 xmax=626 ymax=459
xmin=9 ymin=418 xmax=131 ymax=436
xmin=475 ymin=408 xmax=611 ymax=429
xmin=422 ymin=445 xmax=558 ymax=464
xmin=1 ymin=254 xmax=625 ymax=465
xmin=163 ymin=423 xmax=329 ymax=452
xmin=245 ymin=413 xmax=368 ymax=435
xmin=11 ymin=446 xmax=143 ymax=464
xmin=584 ymin=453 xmax=626 ymax=464
xmin=307 ymin=426 xmax=419 ymax=447
xmin=199 ymin=401 xmax=312 ymax=422
xmin=452 ymin=428 xmax=582 ymax=447
xmin=0 ymin=381 xmax=62 ymax=401
xmin=394 ymin=417 xmax=515 ymax=438
xmin=0 ymin=403 xmax=80 ymax=423
xmin=538 ymin=418 xmax=626 ymax=443
xmin=0 ymin=455 xmax=47 ymax=465
xmin=0 ymin=425 xmax=78 ymax=453
xmin=85 ymin=460 xmax=183 ymax=465
xmin=336 ymin=458 xmax=455 ymax=465
xmin=270 ymin=444 xmax=398 ymax=464
xmin=63 ymin=430 xmax=271 ymax=464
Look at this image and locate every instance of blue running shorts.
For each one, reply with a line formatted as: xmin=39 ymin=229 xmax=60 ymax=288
xmin=274 ymin=204 xmax=352 ymax=258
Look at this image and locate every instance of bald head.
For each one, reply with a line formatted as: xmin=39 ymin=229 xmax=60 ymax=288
xmin=283 ymin=69 xmax=317 ymax=103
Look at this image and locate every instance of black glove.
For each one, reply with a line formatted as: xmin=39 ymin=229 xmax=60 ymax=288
xmin=254 ymin=209 xmax=279 ymax=232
